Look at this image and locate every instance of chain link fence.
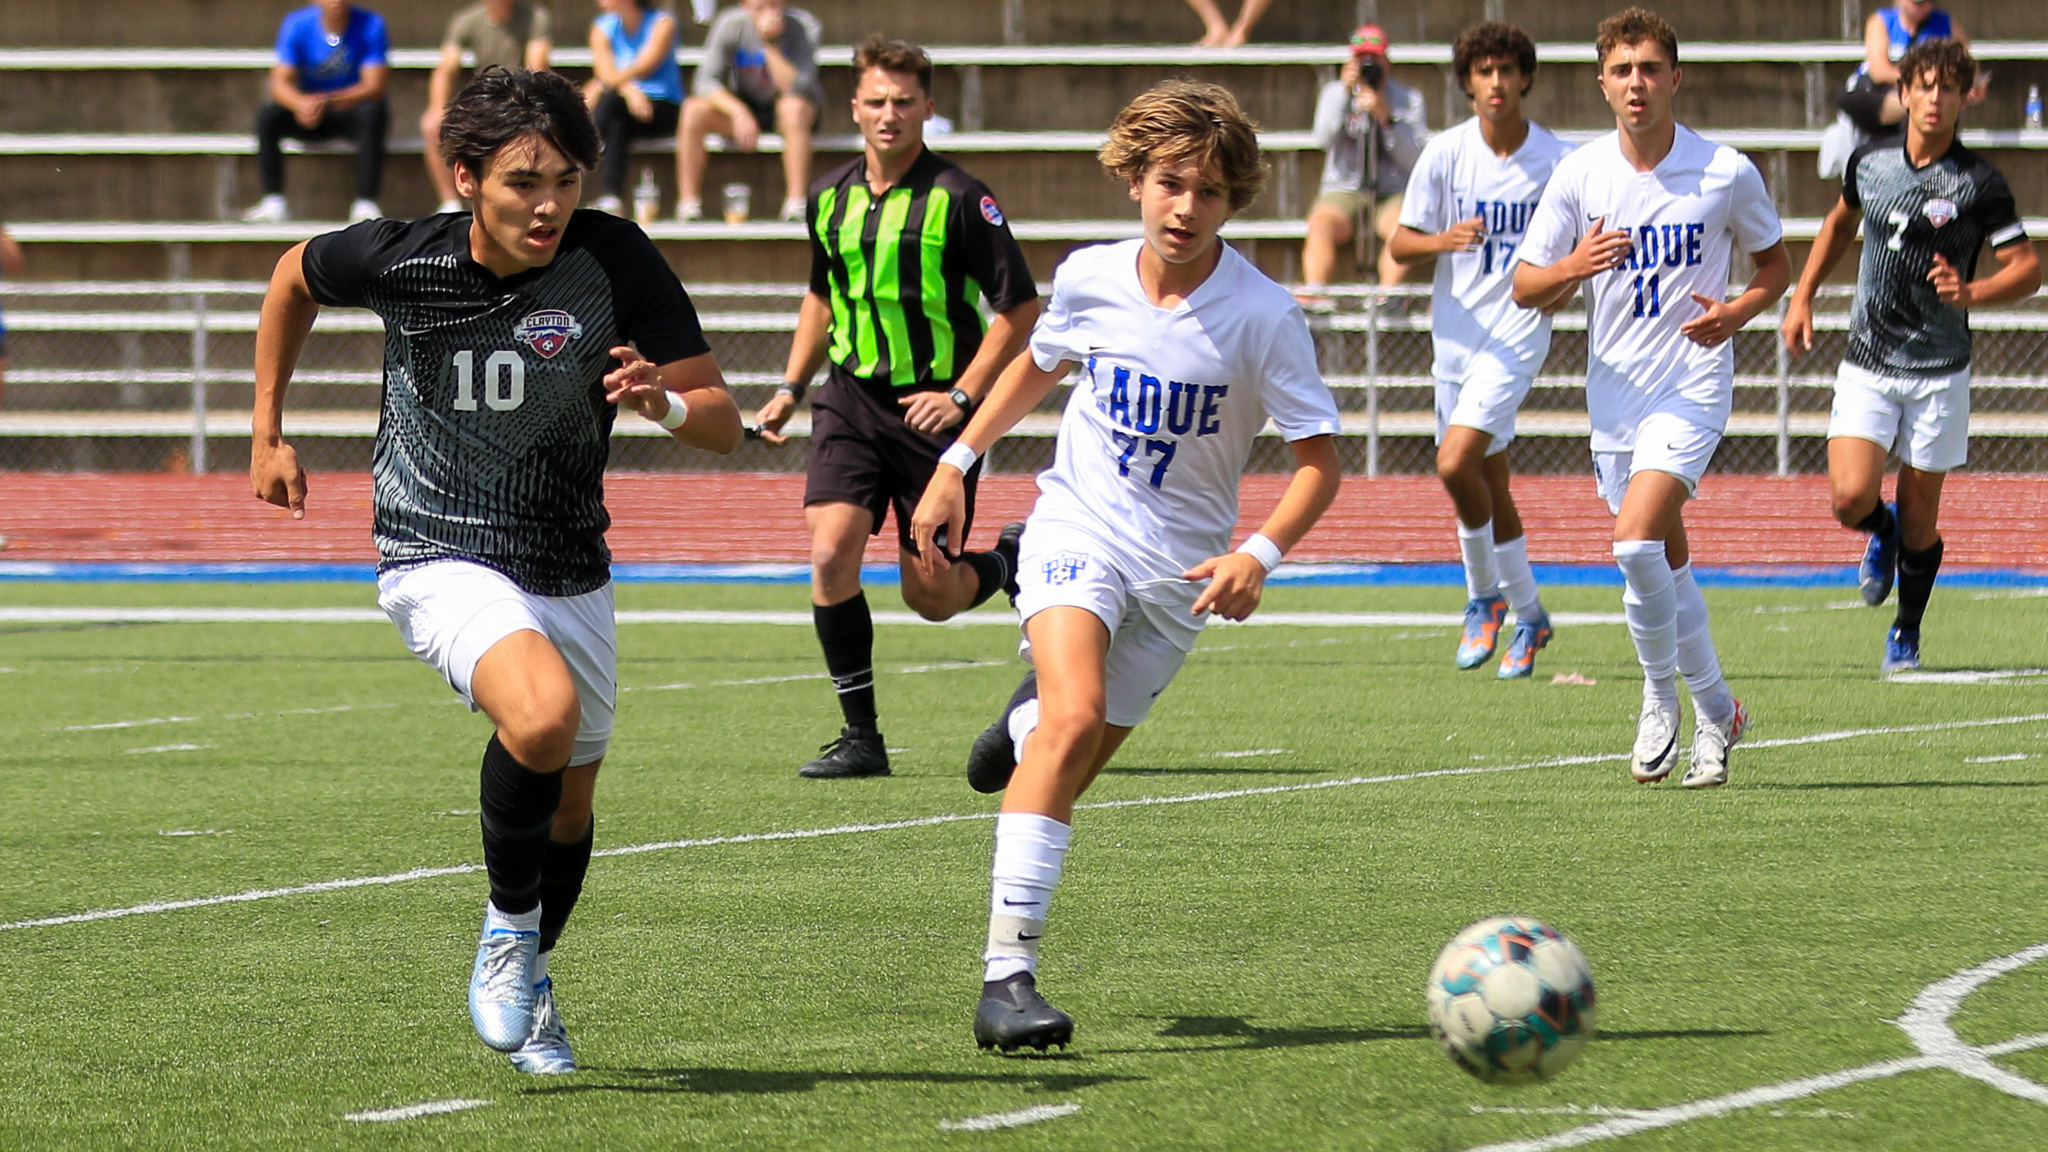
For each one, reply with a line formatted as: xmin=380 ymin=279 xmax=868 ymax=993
xmin=2 ymin=280 xmax=2043 ymax=474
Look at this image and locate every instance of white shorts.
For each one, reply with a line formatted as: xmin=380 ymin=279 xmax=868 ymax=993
xmin=1434 ymin=366 xmax=1532 ymax=456
xmin=376 ymin=559 xmax=618 ymax=766
xmin=1014 ymin=527 xmax=1197 ymax=729
xmin=1827 ymin=360 xmax=1970 ymax=472
xmin=1591 ymin=412 xmax=1723 ymax=515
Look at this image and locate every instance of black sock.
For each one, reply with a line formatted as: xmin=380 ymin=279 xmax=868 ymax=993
xmin=963 ymin=550 xmax=1008 ymax=608
xmin=537 ymin=819 xmax=595 ymax=955
xmin=1895 ymin=538 xmax=1943 ymax=633
xmin=1855 ymin=502 xmax=1896 ymax=538
xmin=814 ymin=591 xmax=878 ymax=730
xmin=478 ymin=735 xmax=563 ymax=917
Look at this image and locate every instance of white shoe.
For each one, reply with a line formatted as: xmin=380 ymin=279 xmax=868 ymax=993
xmin=508 ymin=977 xmax=576 ymax=1074
xmin=348 ymin=199 xmax=382 ymax=223
xmin=436 ymin=198 xmax=464 ymax=214
xmin=779 ymin=198 xmax=806 ymax=222
xmin=1682 ymin=700 xmax=1748 ymax=789
xmin=590 ymin=195 xmax=625 ymax=215
xmin=674 ymin=198 xmax=703 ymax=222
xmin=468 ymin=917 xmax=540 ymax=1052
xmin=1630 ymin=693 xmax=1682 ymax=783
xmin=240 ymin=194 xmax=288 ymax=224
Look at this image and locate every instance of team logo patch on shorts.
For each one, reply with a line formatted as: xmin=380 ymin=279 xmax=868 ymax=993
xmin=980 ymin=195 xmax=1006 ymax=227
xmin=1042 ymin=552 xmax=1089 ymax=585
xmin=1923 ymin=198 xmax=1958 ymax=228
xmin=512 ymin=310 xmax=585 ymax=359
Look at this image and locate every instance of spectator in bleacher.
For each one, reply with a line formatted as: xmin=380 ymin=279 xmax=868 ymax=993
xmin=1839 ymin=0 xmax=1984 ymax=137
xmin=1183 ymin=0 xmax=1274 ymax=48
xmin=583 ymin=0 xmax=685 ymax=215
xmin=675 ymin=0 xmax=823 ymax=222
xmin=244 ymin=0 xmax=392 ymax=224
xmin=0 ymin=222 xmax=20 ymax=409
xmin=1297 ymin=24 xmax=1427 ymax=308
xmin=423 ymin=1 xmax=555 ymax=214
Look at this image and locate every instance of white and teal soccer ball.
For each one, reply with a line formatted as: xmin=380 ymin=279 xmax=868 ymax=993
xmin=1425 ymin=915 xmax=1596 ymax=1085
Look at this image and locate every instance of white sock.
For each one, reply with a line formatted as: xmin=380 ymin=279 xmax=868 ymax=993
xmin=1493 ymin=535 xmax=1543 ymax=620
xmin=1458 ymin=521 xmax=1500 ymax=601
xmin=533 ymin=949 xmax=550 ymax=985
xmin=983 ymin=812 xmax=1070 ymax=982
xmin=1007 ymin=696 xmax=1040 ymax=764
xmin=1614 ymin=540 xmax=1679 ymax=692
xmin=485 ymin=902 xmax=541 ymax=936
xmin=1671 ymin=563 xmax=1735 ymax=726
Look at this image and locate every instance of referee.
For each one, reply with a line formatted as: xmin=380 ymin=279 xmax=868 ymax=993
xmin=755 ymin=35 xmax=1040 ymax=779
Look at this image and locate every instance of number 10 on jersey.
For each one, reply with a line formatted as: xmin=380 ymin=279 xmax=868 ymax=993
xmin=452 ymin=350 xmax=526 ymax=411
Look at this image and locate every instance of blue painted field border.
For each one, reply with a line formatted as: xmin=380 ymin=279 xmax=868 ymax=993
xmin=1 ymin=560 xmax=2043 ymax=588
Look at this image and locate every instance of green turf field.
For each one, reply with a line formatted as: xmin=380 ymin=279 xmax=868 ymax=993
xmin=2 ymin=579 xmax=2045 ymax=1150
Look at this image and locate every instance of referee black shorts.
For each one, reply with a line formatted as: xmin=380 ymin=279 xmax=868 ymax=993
xmin=804 ymin=374 xmax=980 ymax=554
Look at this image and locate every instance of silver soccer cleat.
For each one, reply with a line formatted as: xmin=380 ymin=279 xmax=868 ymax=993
xmin=509 ymin=977 xmax=577 ymax=1075
xmin=1682 ymin=700 xmax=1749 ymax=789
xmin=468 ymin=920 xmax=541 ymax=1052
xmin=1629 ymin=695 xmax=1682 ymax=783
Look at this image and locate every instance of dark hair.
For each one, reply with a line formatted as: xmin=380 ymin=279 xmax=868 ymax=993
xmin=851 ymin=34 xmax=933 ymax=97
xmin=1099 ymin=80 xmax=1266 ymax=211
xmin=1454 ymin=22 xmax=1538 ymax=95
xmin=1595 ymin=7 xmax=1679 ymax=69
xmin=438 ymin=67 xmax=601 ymax=179
xmin=1897 ymin=39 xmax=1977 ymax=95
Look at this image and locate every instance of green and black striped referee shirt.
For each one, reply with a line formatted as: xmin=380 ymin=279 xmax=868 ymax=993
xmin=806 ymin=148 xmax=1037 ymax=393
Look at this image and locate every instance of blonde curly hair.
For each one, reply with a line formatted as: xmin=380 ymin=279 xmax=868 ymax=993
xmin=1098 ymin=80 xmax=1266 ymax=212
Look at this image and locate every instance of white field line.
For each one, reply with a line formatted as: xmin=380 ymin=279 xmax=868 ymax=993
xmin=0 ymin=606 xmax=1626 ymax=628
xmin=938 ymin=1102 xmax=1081 ymax=1131
xmin=1888 ymin=668 xmax=2048 ymax=684
xmin=1209 ymin=748 xmax=1290 ymax=758
xmin=7 ymin=711 xmax=2046 ymax=935
xmin=343 ymin=1098 xmax=491 ymax=1123
xmin=124 ymin=743 xmax=213 ymax=754
xmin=1965 ymin=753 xmax=2033 ymax=763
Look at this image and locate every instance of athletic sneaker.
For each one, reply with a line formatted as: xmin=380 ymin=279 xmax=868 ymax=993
xmin=240 ymin=194 xmax=288 ymax=224
xmin=589 ymin=194 xmax=626 ymax=215
xmin=508 ymin=977 xmax=576 ymax=1075
xmin=1496 ymin=613 xmax=1553 ymax=680
xmin=1859 ymin=502 xmax=1901 ymax=607
xmin=992 ymin=521 xmax=1025 ymax=606
xmin=674 ymin=198 xmax=703 ymax=222
xmin=1681 ymin=699 xmax=1749 ymax=789
xmin=1881 ymin=626 xmax=1921 ymax=675
xmin=1630 ymin=695 xmax=1682 ymax=783
xmin=469 ymin=920 xmax=541 ymax=1052
xmin=347 ymin=198 xmax=383 ymax=223
xmin=974 ymin=971 xmax=1073 ymax=1052
xmin=798 ymin=725 xmax=890 ymax=778
xmin=967 ymin=672 xmax=1037 ymax=794
xmin=1456 ymin=595 xmax=1509 ymax=670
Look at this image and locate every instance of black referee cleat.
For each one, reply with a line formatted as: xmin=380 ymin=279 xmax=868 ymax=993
xmin=798 ymin=726 xmax=890 ymax=778
xmin=993 ymin=521 xmax=1026 ymax=605
xmin=974 ymin=971 xmax=1073 ymax=1053
xmin=966 ymin=672 xmax=1037 ymax=794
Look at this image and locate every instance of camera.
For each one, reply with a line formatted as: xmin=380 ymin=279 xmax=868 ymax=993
xmin=1357 ymin=59 xmax=1385 ymax=88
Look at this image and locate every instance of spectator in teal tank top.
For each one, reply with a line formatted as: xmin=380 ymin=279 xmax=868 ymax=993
xmin=583 ymin=0 xmax=684 ymax=213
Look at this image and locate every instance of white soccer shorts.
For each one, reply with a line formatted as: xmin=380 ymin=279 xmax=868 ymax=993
xmin=1828 ymin=360 xmax=1970 ymax=472
xmin=1591 ymin=411 xmax=1724 ymax=515
xmin=1013 ymin=526 xmax=1198 ymax=729
xmin=1434 ymin=362 xmax=1534 ymax=456
xmin=376 ymin=559 xmax=618 ymax=766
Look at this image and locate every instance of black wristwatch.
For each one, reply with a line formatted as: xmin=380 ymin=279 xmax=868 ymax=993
xmin=948 ymin=387 xmax=975 ymax=412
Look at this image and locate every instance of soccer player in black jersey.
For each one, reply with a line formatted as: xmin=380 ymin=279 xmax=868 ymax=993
xmin=250 ymin=67 xmax=742 ymax=1074
xmin=1783 ymin=40 xmax=2038 ymax=674
xmin=753 ymin=36 xmax=1041 ymax=779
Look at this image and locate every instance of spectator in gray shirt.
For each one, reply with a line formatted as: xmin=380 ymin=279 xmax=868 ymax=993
xmin=1299 ymin=24 xmax=1427 ymax=304
xmin=676 ymin=0 xmax=824 ymax=221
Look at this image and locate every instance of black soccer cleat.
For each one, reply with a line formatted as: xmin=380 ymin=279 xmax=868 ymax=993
xmin=974 ymin=971 xmax=1073 ymax=1053
xmin=966 ymin=671 xmax=1037 ymax=794
xmin=993 ymin=521 xmax=1026 ymax=606
xmin=798 ymin=726 xmax=891 ymax=778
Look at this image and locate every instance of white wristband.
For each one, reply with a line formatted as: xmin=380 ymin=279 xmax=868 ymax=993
xmin=1235 ymin=532 xmax=1284 ymax=574
xmin=656 ymin=390 xmax=689 ymax=430
xmin=937 ymin=441 xmax=980 ymax=474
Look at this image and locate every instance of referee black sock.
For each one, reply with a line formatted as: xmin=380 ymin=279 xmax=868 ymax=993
xmin=964 ymin=550 xmax=1008 ymax=609
xmin=1855 ymin=502 xmax=1897 ymax=538
xmin=1895 ymin=538 xmax=1944 ymax=633
xmin=815 ymin=591 xmax=879 ymax=731
xmin=537 ymin=818 xmax=595 ymax=955
xmin=479 ymin=735 xmax=563 ymax=917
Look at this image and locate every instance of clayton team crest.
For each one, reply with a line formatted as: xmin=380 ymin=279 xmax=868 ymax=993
xmin=513 ymin=310 xmax=585 ymax=358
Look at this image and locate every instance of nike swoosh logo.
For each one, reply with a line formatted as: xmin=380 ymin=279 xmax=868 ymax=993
xmin=1001 ymin=897 xmax=1038 ymax=907
xmin=1017 ymin=933 xmax=1042 ymax=941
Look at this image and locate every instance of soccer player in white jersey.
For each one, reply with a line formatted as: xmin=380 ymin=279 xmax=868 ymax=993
xmin=1783 ymin=40 xmax=2038 ymax=675
xmin=1389 ymin=22 xmax=1572 ymax=678
xmin=910 ymin=81 xmax=1342 ymax=1052
xmin=1513 ymin=9 xmax=1789 ymax=788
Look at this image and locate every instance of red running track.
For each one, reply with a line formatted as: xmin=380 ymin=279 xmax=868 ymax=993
xmin=0 ymin=472 xmax=2043 ymax=570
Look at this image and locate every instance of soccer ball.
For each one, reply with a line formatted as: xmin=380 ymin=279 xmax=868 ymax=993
xmin=1425 ymin=915 xmax=1596 ymax=1085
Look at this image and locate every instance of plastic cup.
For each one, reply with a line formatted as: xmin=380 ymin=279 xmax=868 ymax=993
xmin=723 ymin=183 xmax=751 ymax=224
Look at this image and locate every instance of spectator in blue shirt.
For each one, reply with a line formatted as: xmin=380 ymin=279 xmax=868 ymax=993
xmin=582 ymin=0 xmax=684 ymax=214
xmin=0 ymin=220 xmax=20 ymax=409
xmin=244 ymin=0 xmax=391 ymax=224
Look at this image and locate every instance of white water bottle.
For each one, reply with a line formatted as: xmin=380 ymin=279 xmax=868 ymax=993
xmin=2027 ymin=85 xmax=2043 ymax=131
xmin=633 ymin=168 xmax=661 ymax=226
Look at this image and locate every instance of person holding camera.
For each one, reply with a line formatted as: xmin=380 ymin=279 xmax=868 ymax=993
xmin=1298 ymin=24 xmax=1427 ymax=308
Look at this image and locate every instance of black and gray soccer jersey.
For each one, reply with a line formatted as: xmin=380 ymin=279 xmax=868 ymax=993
xmin=1841 ymin=139 xmax=2028 ymax=378
xmin=302 ymin=210 xmax=710 ymax=596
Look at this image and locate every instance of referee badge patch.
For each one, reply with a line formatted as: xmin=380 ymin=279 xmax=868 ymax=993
xmin=513 ymin=310 xmax=585 ymax=359
xmin=1923 ymin=198 xmax=1958 ymax=228
xmin=979 ymin=195 xmax=1006 ymax=227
